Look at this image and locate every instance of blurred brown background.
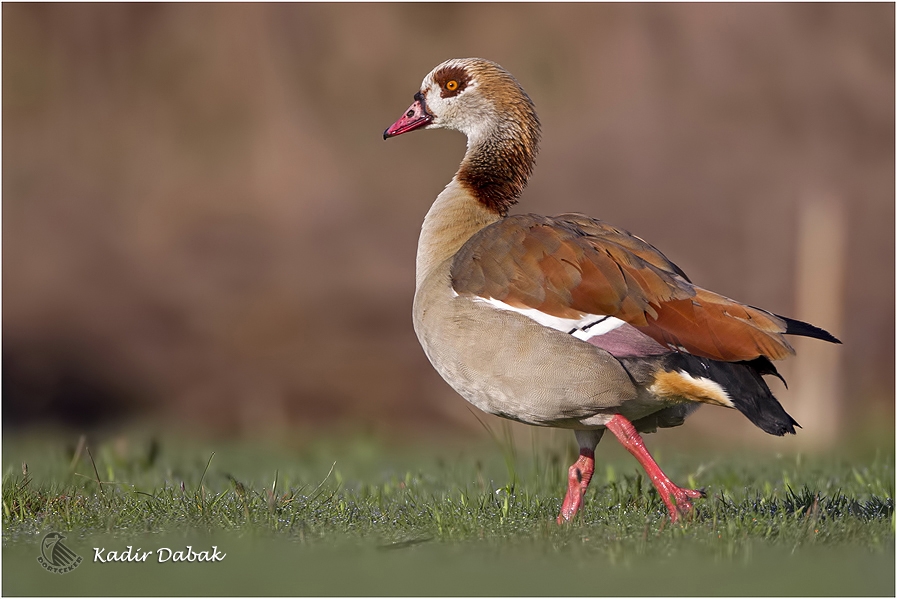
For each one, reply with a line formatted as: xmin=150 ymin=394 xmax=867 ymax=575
xmin=3 ymin=4 xmax=893 ymax=443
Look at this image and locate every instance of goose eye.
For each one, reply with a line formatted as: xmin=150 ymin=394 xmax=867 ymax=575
xmin=445 ymin=80 xmax=459 ymax=92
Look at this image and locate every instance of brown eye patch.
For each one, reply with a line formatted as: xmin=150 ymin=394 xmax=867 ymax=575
xmin=434 ymin=65 xmax=470 ymax=98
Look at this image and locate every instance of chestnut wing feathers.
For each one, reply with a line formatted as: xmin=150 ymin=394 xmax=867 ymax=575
xmin=450 ymin=213 xmax=803 ymax=362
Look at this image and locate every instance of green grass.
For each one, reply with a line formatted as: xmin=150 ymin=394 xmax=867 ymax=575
xmin=2 ymin=429 xmax=894 ymax=595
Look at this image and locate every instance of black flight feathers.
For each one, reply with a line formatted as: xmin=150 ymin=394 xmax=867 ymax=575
xmin=777 ymin=314 xmax=842 ymax=344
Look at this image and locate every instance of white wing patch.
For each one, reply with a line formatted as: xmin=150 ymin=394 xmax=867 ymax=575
xmin=472 ymin=296 xmax=626 ymax=340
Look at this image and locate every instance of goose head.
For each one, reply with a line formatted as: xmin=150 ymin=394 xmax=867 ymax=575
xmin=384 ymin=58 xmax=541 ymax=214
xmin=384 ymin=58 xmax=539 ymax=147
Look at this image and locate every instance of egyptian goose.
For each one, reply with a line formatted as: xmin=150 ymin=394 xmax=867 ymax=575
xmin=384 ymin=58 xmax=840 ymax=523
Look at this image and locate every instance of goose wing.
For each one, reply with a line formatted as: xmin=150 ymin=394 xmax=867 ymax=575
xmin=450 ymin=213 xmax=800 ymax=362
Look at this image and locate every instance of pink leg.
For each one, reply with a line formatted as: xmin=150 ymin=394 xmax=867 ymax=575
xmin=557 ymin=448 xmax=595 ymax=524
xmin=557 ymin=430 xmax=602 ymax=524
xmin=605 ymin=414 xmax=705 ymax=522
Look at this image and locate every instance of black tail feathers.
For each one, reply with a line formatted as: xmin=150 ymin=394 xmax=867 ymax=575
xmin=778 ymin=314 xmax=841 ymax=344
xmin=666 ymin=354 xmax=800 ymax=436
xmin=739 ymin=356 xmax=788 ymax=389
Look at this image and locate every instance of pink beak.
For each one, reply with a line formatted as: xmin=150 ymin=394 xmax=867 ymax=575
xmin=383 ymin=95 xmax=433 ymax=139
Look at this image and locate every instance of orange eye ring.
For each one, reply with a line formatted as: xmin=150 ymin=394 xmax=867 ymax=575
xmin=445 ymin=80 xmax=459 ymax=91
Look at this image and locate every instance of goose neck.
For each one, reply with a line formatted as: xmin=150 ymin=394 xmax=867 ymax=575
xmin=457 ymin=120 xmax=538 ymax=217
xmin=416 ymin=177 xmax=502 ymax=287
